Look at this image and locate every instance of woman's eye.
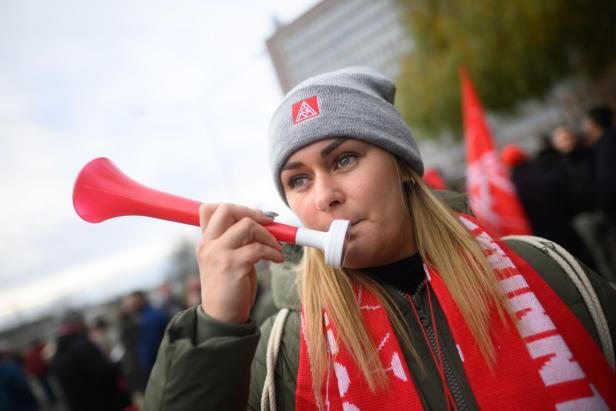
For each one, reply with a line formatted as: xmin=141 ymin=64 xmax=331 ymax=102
xmin=335 ymin=153 xmax=358 ymax=169
xmin=289 ymin=176 xmax=308 ymax=189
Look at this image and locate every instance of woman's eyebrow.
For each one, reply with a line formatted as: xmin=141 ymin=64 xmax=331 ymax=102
xmin=282 ymin=161 xmax=303 ymax=171
xmin=282 ymin=139 xmax=348 ymax=171
xmin=320 ymin=138 xmax=346 ymax=158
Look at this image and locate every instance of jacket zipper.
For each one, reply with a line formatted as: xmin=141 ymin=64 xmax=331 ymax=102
xmin=399 ymin=287 xmax=468 ymax=411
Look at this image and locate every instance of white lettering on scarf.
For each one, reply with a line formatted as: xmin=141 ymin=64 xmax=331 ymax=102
xmin=555 ymin=384 xmax=609 ymax=411
xmin=459 ymin=216 xmax=608 ymax=408
xmin=497 ymin=261 xmax=586 ymax=388
xmin=507 ymin=290 xmax=556 ymax=338
xmin=527 ymin=335 xmax=584 ymax=385
xmin=335 ymin=362 xmax=350 ymax=396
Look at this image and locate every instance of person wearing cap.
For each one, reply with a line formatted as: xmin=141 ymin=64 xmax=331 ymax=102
xmin=143 ymin=67 xmax=616 ymax=410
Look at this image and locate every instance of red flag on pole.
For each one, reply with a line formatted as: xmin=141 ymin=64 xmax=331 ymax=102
xmin=460 ymin=67 xmax=532 ymax=236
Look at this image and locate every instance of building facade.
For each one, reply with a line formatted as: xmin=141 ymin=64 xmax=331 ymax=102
xmin=267 ymin=0 xmax=412 ymax=93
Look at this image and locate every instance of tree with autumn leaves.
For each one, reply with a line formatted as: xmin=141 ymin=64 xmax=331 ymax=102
xmin=395 ymin=0 xmax=616 ymax=137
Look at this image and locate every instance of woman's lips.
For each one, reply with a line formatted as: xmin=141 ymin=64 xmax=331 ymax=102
xmin=347 ymin=219 xmax=364 ymax=236
xmin=343 ymin=220 xmax=364 ymax=259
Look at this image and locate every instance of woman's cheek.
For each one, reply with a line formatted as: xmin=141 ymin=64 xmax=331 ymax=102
xmin=290 ymin=197 xmax=314 ymax=227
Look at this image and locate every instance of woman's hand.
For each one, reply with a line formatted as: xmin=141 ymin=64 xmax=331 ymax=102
xmin=197 ymin=203 xmax=285 ymax=324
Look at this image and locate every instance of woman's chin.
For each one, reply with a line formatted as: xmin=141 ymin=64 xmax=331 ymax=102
xmin=341 ymin=241 xmax=378 ymax=269
xmin=341 ymin=235 xmax=407 ymax=269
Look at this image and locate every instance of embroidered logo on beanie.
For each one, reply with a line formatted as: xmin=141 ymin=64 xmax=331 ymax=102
xmin=292 ymin=96 xmax=320 ymax=124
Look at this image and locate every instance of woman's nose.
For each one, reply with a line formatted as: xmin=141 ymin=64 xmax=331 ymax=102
xmin=314 ymin=174 xmax=344 ymax=211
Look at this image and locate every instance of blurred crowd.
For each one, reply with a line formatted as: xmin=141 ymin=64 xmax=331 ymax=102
xmin=0 ymin=282 xmax=194 ymax=411
xmin=500 ymin=106 xmax=616 ymax=282
xmin=0 ymin=261 xmax=282 ymax=411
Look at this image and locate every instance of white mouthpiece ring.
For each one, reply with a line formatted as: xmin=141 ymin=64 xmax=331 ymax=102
xmin=324 ymin=219 xmax=350 ymax=268
xmin=294 ymin=219 xmax=350 ymax=268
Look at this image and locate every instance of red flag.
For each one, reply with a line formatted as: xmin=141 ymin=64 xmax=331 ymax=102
xmin=424 ymin=167 xmax=448 ymax=190
xmin=460 ymin=67 xmax=531 ymax=236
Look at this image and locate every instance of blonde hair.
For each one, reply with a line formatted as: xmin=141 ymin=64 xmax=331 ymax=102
xmin=298 ymin=159 xmax=510 ymax=405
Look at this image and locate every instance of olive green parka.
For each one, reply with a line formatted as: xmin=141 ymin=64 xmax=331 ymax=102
xmin=143 ymin=195 xmax=616 ymax=411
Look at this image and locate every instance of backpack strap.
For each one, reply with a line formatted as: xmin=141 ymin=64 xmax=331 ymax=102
xmin=261 ymin=308 xmax=290 ymax=411
xmin=503 ymin=234 xmax=615 ymax=371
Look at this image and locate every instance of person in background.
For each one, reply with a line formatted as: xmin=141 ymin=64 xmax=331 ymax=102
xmin=24 ymin=338 xmax=57 ymax=406
xmin=89 ymin=316 xmax=113 ymax=356
xmin=0 ymin=340 xmax=39 ymax=411
xmin=583 ymin=106 xmax=616 ymax=230
xmin=532 ymin=134 xmax=561 ymax=169
xmin=50 ymin=310 xmax=130 ymax=411
xmin=158 ymin=281 xmax=187 ymax=320
xmin=501 ymin=143 xmax=595 ymax=269
xmin=123 ymin=291 xmax=168 ymax=382
xmin=185 ymin=277 xmax=202 ymax=307
xmin=551 ymin=126 xmax=596 ymax=214
xmin=582 ymin=106 xmax=616 ymax=282
xmin=119 ymin=299 xmax=146 ymax=404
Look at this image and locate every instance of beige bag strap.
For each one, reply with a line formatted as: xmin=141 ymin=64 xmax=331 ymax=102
xmin=261 ymin=308 xmax=290 ymax=411
xmin=503 ymin=235 xmax=614 ymax=371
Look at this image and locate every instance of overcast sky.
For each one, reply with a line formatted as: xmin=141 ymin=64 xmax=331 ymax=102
xmin=0 ymin=0 xmax=318 ymax=330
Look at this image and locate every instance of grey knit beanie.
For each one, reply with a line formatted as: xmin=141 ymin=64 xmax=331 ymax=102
xmin=268 ymin=66 xmax=424 ymax=202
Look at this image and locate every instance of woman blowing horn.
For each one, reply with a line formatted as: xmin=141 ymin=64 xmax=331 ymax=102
xmin=143 ymin=67 xmax=616 ymax=410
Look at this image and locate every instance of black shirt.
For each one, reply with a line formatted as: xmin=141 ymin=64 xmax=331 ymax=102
xmin=362 ymin=252 xmax=425 ymax=295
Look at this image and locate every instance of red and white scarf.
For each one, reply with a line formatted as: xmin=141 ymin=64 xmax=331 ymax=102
xmin=296 ymin=214 xmax=616 ymax=410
